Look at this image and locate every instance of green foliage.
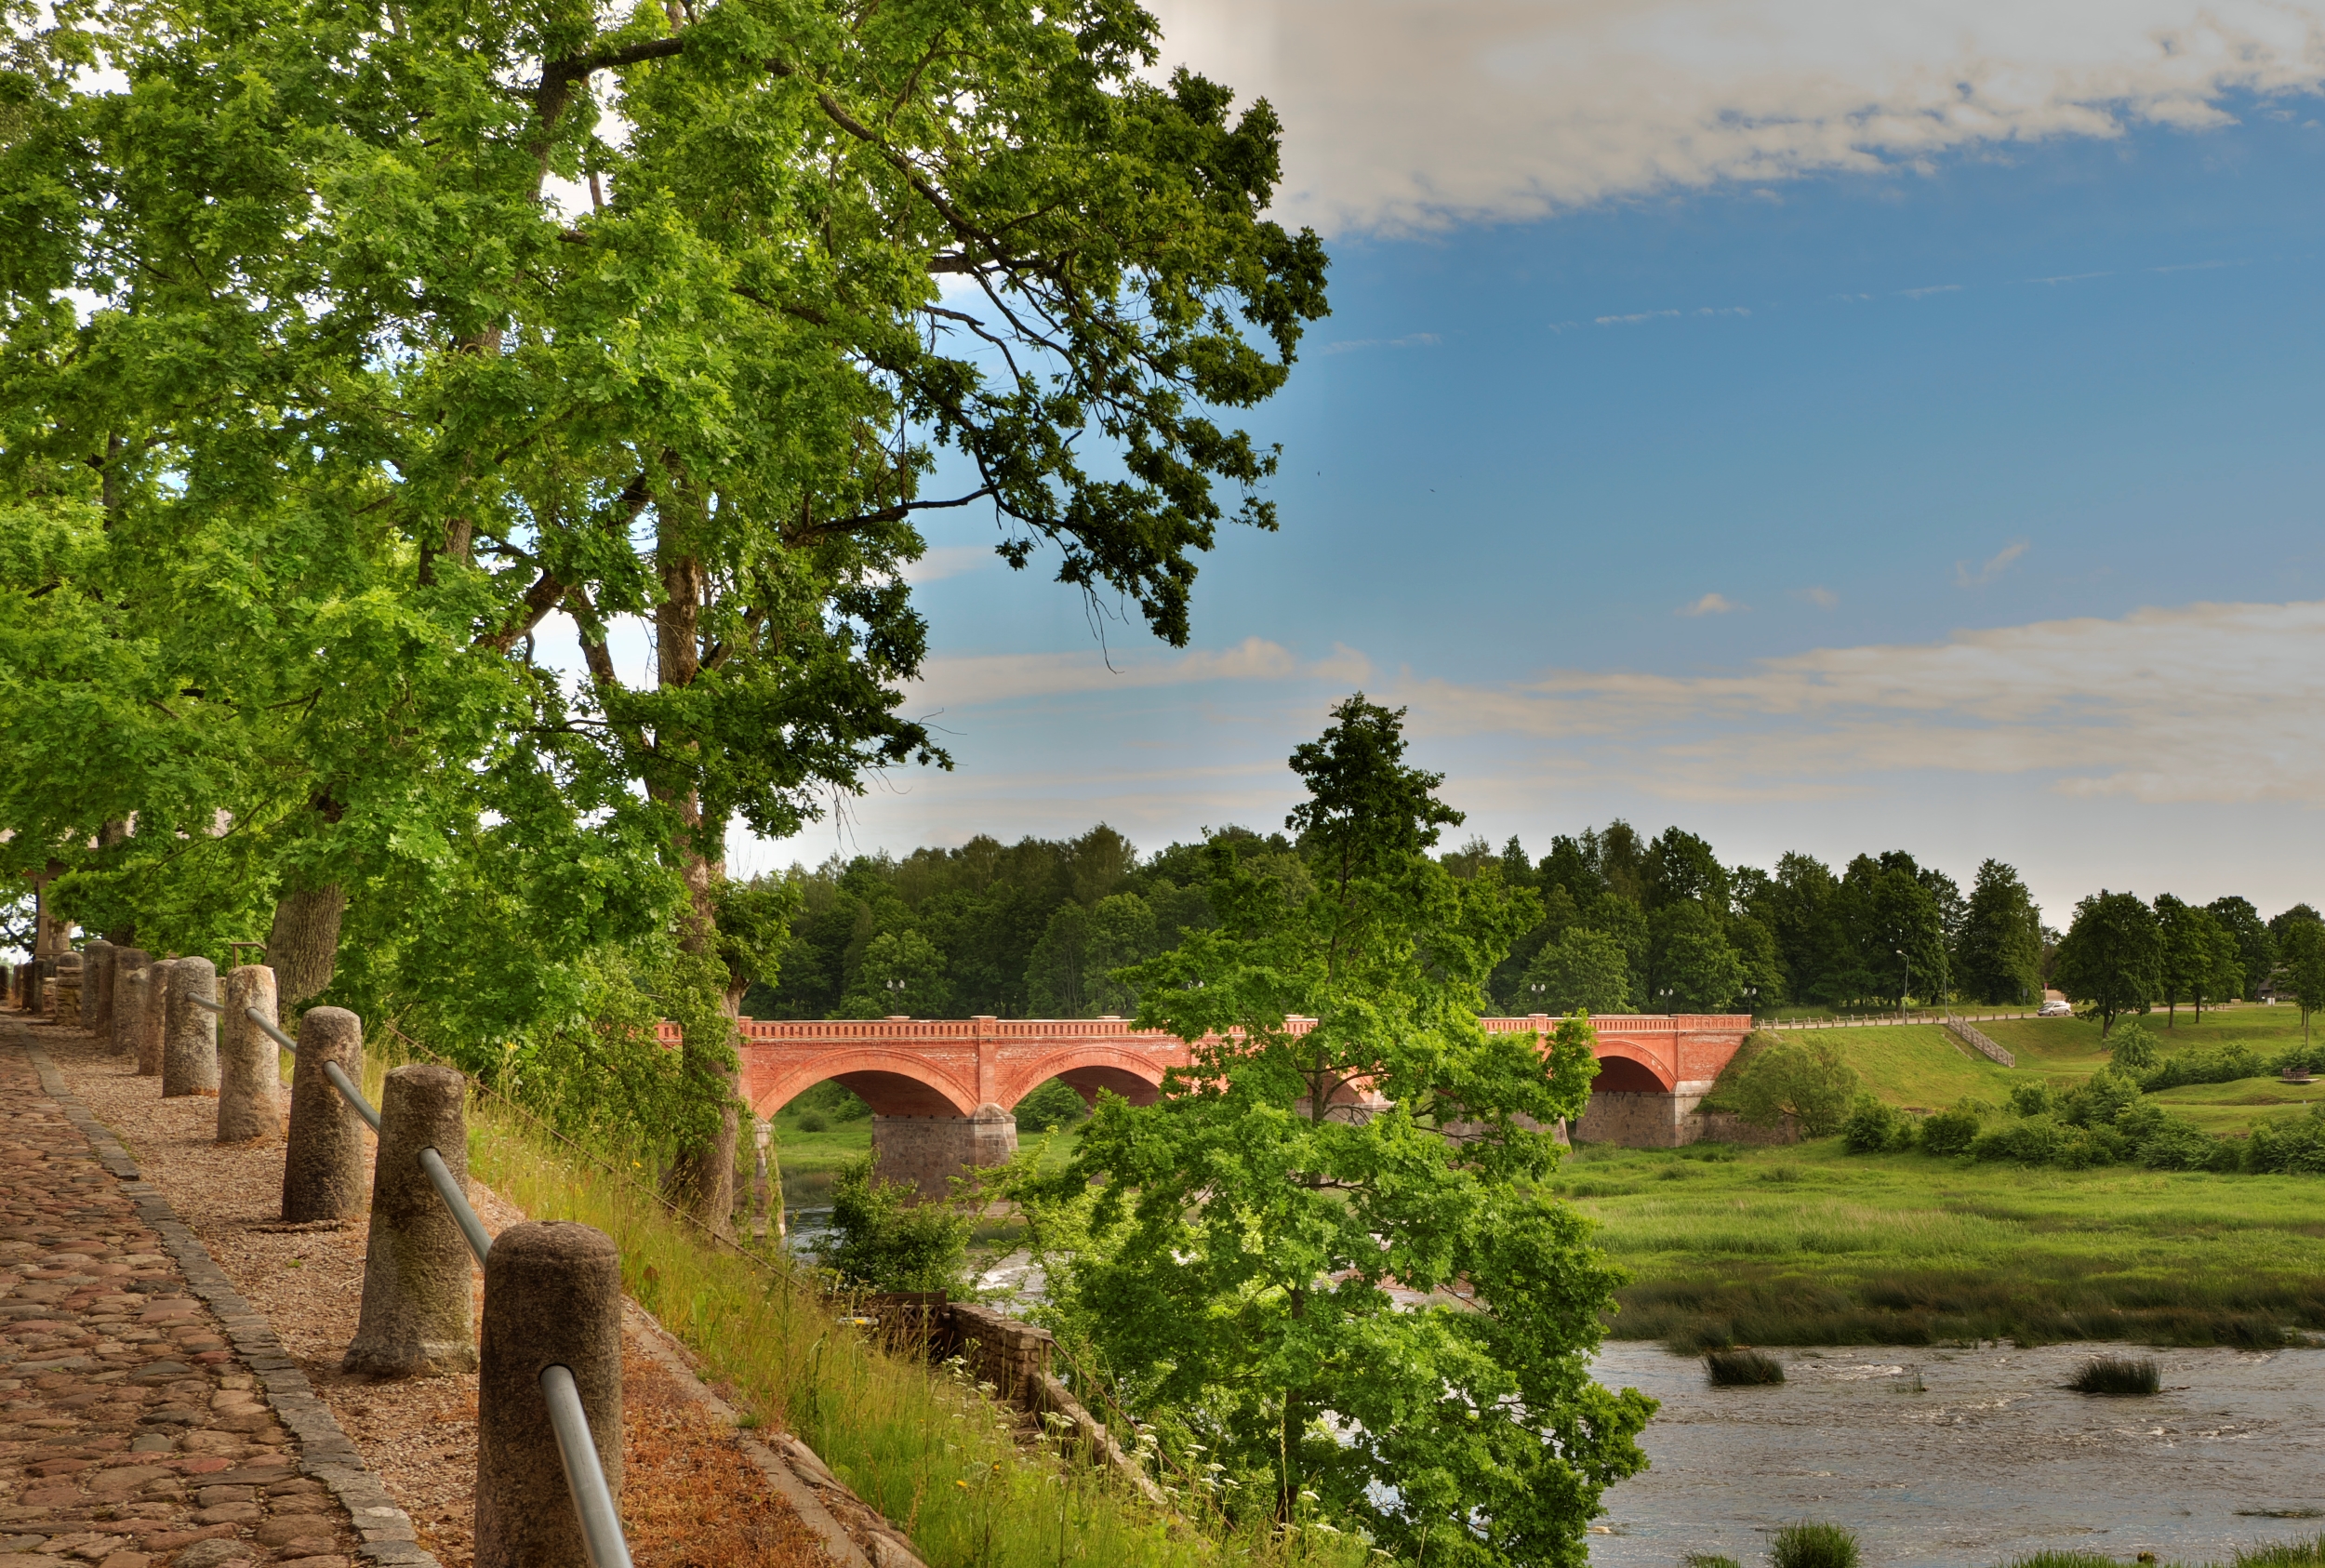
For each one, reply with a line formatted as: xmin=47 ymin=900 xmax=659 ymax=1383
xmin=2246 ymin=1106 xmax=2325 ymax=1175
xmin=1731 ymin=1040 xmax=1860 ymax=1136
xmin=2106 ymin=1021 xmax=2163 ymax=1072
xmin=1521 ymin=926 xmax=1632 ymax=1014
xmin=1025 ymin=697 xmax=1651 ymax=1568
xmin=1650 ymin=899 xmax=1747 ymax=1011
xmin=841 ymin=928 xmax=952 ymax=1018
xmin=1959 ymin=859 xmax=2044 ymax=1005
xmin=817 ymin=1157 xmax=972 ymax=1294
xmin=1918 ymin=1098 xmax=1987 ymax=1156
xmin=2282 ymin=918 xmax=2325 ymax=1038
xmin=2009 ymin=1081 xmax=2061 ymax=1117
xmin=1014 ymin=1077 xmax=1089 ymax=1135
xmin=1770 ymin=1522 xmax=1861 ymax=1568
xmin=2139 ymin=1043 xmax=2267 ymax=1090
xmin=1841 ymin=1094 xmax=1915 ymax=1153
xmin=2054 ymin=891 xmax=2162 ymax=1035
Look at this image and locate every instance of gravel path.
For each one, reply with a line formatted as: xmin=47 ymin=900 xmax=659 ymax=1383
xmin=0 ymin=1023 xmax=382 ymax=1568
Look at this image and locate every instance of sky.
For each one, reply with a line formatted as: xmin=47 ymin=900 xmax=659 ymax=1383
xmin=731 ymin=0 xmax=2325 ymax=924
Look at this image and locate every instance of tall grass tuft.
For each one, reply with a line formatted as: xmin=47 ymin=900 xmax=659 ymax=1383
xmin=2066 ymin=1355 xmax=2161 ymax=1396
xmin=1770 ymin=1521 xmax=1860 ymax=1568
xmin=1704 ymin=1349 xmax=1786 ymax=1386
xmin=1681 ymin=1555 xmax=1743 ymax=1568
xmin=2234 ymin=1535 xmax=2325 ymax=1566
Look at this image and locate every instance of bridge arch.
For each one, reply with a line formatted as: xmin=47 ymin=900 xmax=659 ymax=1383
xmin=1591 ymin=1043 xmax=1676 ymax=1094
xmin=1000 ymin=1046 xmax=1167 ymax=1110
xmin=748 ymin=1051 xmax=978 ymax=1120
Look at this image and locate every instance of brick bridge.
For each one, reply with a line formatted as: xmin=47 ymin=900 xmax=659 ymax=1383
xmin=658 ymin=1013 xmax=1754 ymax=1192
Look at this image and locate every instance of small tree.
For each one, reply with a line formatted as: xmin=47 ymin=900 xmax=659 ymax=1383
xmin=2282 ymin=919 xmax=2325 ymax=1043
xmin=1650 ymin=900 xmax=1746 ymax=1011
xmin=817 ymin=1157 xmax=971 ymax=1294
xmin=1034 ymin=696 xmax=1654 ymax=1565
xmin=2053 ymin=891 xmax=2161 ymax=1037
xmin=1733 ymin=1040 xmax=1861 ymax=1136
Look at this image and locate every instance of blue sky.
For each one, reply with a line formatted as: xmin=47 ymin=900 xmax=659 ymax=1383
xmin=734 ymin=0 xmax=2325 ymax=925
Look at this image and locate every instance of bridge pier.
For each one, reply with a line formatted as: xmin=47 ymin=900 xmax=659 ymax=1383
xmin=1572 ymin=1090 xmax=1707 ymax=1149
xmin=871 ymin=1103 xmax=1018 ymax=1200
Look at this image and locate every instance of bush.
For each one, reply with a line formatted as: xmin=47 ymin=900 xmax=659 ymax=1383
xmin=2105 ymin=1020 xmax=2162 ymax=1073
xmin=1840 ymin=1095 xmax=1913 ymax=1154
xmin=2063 ymin=1067 xmax=2142 ymax=1129
xmin=1920 ymin=1098 xmax=1986 ymax=1156
xmin=2009 ymin=1081 xmax=2061 ymax=1118
xmin=1732 ymin=1040 xmax=1861 ymax=1137
xmin=2138 ymin=1115 xmax=2239 ymax=1172
xmin=2247 ymin=1106 xmax=2325 ymax=1175
xmin=1705 ymin=1349 xmax=1786 ymax=1386
xmin=1770 ymin=1521 xmax=1860 ymax=1568
xmin=2066 ymin=1355 xmax=2159 ymax=1396
xmin=2142 ymin=1043 xmax=2269 ymax=1091
xmin=1970 ymin=1116 xmax=2072 ymax=1167
xmin=1014 ymin=1076 xmax=1089 ymax=1134
xmin=793 ymin=1110 xmax=830 ymax=1133
xmin=817 ymin=1156 xmax=972 ymax=1293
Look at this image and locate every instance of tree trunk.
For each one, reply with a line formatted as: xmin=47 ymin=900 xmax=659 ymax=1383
xmin=655 ymin=540 xmax=743 ymax=1241
xmin=266 ymin=884 xmax=346 ymax=1017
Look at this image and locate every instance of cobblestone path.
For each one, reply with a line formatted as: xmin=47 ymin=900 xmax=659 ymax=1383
xmin=0 ymin=1030 xmax=425 ymax=1568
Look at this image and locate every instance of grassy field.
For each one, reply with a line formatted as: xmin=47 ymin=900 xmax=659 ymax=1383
xmin=1577 ymin=1006 xmax=2325 ymax=1350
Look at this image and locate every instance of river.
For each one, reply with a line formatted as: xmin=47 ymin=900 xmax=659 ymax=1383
xmin=1589 ymin=1342 xmax=2325 ymax=1566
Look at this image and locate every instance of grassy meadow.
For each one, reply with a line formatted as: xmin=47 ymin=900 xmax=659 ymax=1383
xmin=1574 ymin=1003 xmax=2325 ymax=1350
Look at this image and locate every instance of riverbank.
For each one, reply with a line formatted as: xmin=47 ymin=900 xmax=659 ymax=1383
xmin=1565 ymin=1138 xmax=2325 ymax=1350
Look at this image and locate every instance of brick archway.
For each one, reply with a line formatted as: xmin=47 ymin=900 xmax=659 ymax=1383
xmin=998 ymin=1046 xmax=1167 ymax=1110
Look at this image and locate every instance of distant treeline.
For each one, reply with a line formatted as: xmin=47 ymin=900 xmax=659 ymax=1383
xmin=742 ymin=820 xmax=2320 ymax=1021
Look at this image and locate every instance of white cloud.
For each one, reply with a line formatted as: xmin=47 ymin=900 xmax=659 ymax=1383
xmin=1799 ymin=586 xmax=1840 ymax=608
xmin=898 ymin=545 xmax=997 ymax=586
xmin=1321 ymin=331 xmax=1443 ymax=354
xmin=1391 ymin=598 xmax=2325 ymax=805
xmin=1680 ymin=592 xmax=1745 ymax=616
xmin=1899 ymin=284 xmax=1964 ymax=299
xmin=909 ymin=636 xmax=1373 ymax=710
xmin=1955 ymin=539 xmax=2030 ymax=586
xmin=1143 ymin=0 xmax=2325 ymax=233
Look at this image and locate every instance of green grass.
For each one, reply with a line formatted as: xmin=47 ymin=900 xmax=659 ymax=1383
xmin=2066 ymin=1354 xmax=2160 ymax=1395
xmin=1998 ymin=1537 xmax=2325 ymax=1568
xmin=1770 ymin=1521 xmax=1860 ymax=1568
xmin=1769 ymin=1022 xmax=2021 ymax=1110
xmin=1560 ymin=1137 xmax=2325 ymax=1349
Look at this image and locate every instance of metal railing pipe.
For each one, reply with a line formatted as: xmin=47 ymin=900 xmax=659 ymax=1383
xmin=420 ymin=1145 xmax=494 ymax=1266
xmin=540 ymin=1363 xmax=634 ymax=1568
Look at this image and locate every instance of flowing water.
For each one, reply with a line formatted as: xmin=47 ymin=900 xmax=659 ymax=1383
xmin=1588 ymin=1342 xmax=2325 ymax=1567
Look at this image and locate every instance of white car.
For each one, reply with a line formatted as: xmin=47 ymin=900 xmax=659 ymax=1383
xmin=2038 ymin=999 xmax=2072 ymax=1017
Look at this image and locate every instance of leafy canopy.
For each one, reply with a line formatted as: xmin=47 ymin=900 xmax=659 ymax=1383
xmin=1026 ymin=695 xmax=1652 ymax=1568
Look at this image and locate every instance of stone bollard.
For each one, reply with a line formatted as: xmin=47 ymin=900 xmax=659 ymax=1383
xmin=108 ymin=949 xmax=151 ymax=1055
xmin=53 ymin=954 xmax=83 ymax=1029
xmin=84 ymin=941 xmax=114 ymax=1040
xmin=344 ymin=1065 xmax=477 ymax=1376
xmin=135 ymin=960 xmax=174 ymax=1076
xmin=475 ymin=1221 xmax=623 ymax=1568
xmin=163 ymin=956 xmax=219 ymax=1097
xmin=218 ymin=964 xmax=282 ymax=1144
xmin=281 ymin=1006 xmax=367 ymax=1222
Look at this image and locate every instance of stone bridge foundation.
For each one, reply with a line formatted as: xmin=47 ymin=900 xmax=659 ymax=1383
xmin=1573 ymin=1090 xmax=1707 ymax=1149
xmin=872 ymin=1104 xmax=1018 ymax=1199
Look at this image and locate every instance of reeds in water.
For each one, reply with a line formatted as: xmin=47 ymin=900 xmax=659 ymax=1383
xmin=1704 ymin=1349 xmax=1787 ymax=1386
xmin=1770 ymin=1521 xmax=1861 ymax=1568
xmin=2066 ymin=1354 xmax=2161 ymax=1396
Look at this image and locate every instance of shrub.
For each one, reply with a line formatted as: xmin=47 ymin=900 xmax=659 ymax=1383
xmin=1841 ymin=1094 xmax=1912 ymax=1154
xmin=1770 ymin=1521 xmax=1861 ymax=1568
xmin=1014 ymin=1076 xmax=1089 ymax=1134
xmin=1705 ymin=1349 xmax=1786 ymax=1386
xmin=2066 ymin=1355 xmax=2159 ymax=1396
xmin=817 ymin=1156 xmax=972 ymax=1293
xmin=793 ymin=1110 xmax=830 ymax=1133
xmin=1920 ymin=1098 xmax=1986 ymax=1156
xmin=1971 ymin=1116 xmax=2070 ymax=1166
xmin=2246 ymin=1106 xmax=2325 ymax=1175
xmin=2143 ymin=1043 xmax=2270 ymax=1091
xmin=2106 ymin=1020 xmax=2162 ymax=1073
xmin=2009 ymin=1081 xmax=2061 ymax=1118
xmin=2063 ymin=1067 xmax=2142 ymax=1129
xmin=2138 ymin=1115 xmax=2239 ymax=1172
xmin=1732 ymin=1040 xmax=1861 ymax=1137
